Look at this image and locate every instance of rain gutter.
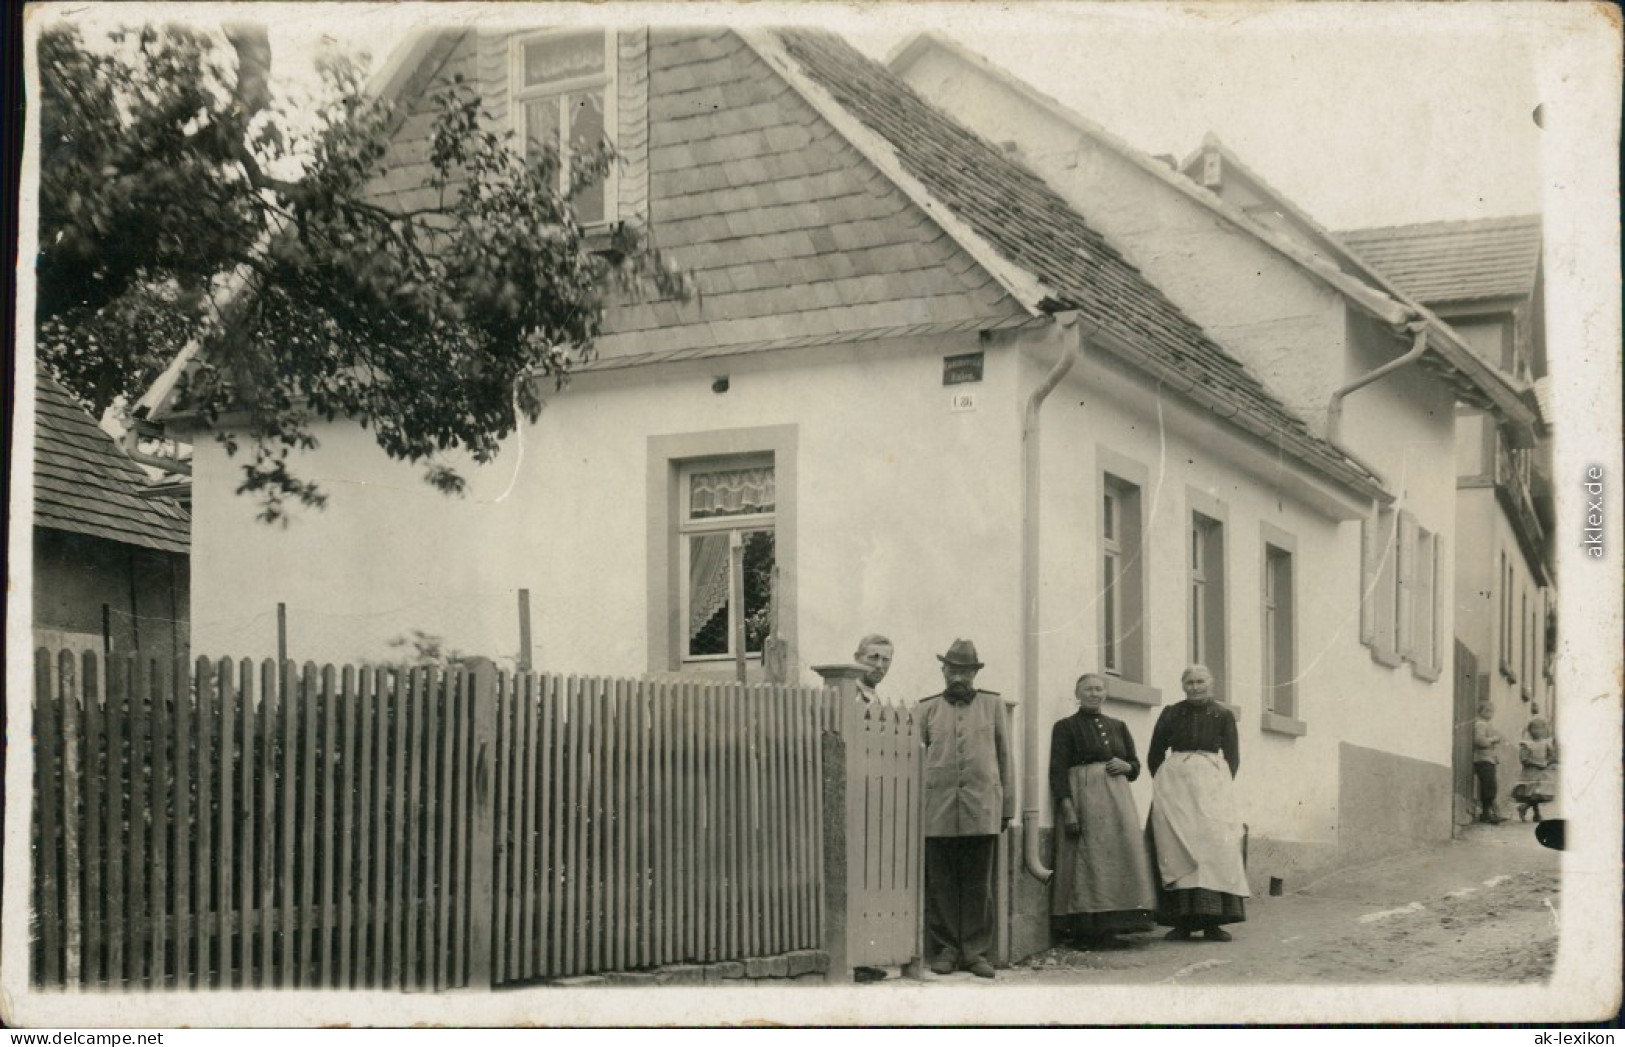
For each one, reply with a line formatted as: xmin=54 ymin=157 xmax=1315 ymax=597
xmin=1020 ymin=310 xmax=1082 ymax=885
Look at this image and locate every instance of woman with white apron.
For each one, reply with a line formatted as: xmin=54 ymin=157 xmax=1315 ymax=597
xmin=1144 ymin=665 xmax=1250 ymax=942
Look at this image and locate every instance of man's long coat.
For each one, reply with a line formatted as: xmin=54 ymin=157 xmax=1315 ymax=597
xmin=918 ymin=689 xmax=1014 ymax=837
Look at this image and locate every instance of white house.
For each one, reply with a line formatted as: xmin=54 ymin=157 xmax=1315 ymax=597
xmin=150 ymin=26 xmax=1536 ymax=958
xmin=1339 ymin=214 xmax=1554 ymax=820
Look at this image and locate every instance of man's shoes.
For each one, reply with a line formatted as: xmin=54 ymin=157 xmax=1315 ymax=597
xmin=1204 ymin=927 xmax=1233 ymax=943
xmin=854 ymin=966 xmax=887 ymax=983
xmin=966 ymin=958 xmax=996 ymax=979
xmin=1164 ymin=927 xmax=1193 ymax=941
xmin=929 ymin=957 xmax=956 ymax=976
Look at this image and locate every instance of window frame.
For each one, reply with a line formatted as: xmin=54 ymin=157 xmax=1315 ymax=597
xmin=1187 ymin=487 xmax=1230 ymax=711
xmin=1260 ymin=522 xmax=1304 ymax=737
xmin=676 ymin=456 xmax=776 ymax=665
xmin=647 ymin=426 xmax=798 ymax=678
xmin=1499 ymin=552 xmax=1516 ymax=681
xmin=509 ymin=29 xmax=620 ymax=228
xmin=1096 ymin=448 xmax=1159 ymax=706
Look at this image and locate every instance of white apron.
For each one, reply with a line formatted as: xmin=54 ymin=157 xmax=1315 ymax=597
xmin=1149 ymin=751 xmax=1251 ymax=897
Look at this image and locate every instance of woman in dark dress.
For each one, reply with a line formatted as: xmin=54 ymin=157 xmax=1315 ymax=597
xmin=1144 ymin=664 xmax=1250 ymax=942
xmin=1048 ymin=673 xmax=1157 ymax=946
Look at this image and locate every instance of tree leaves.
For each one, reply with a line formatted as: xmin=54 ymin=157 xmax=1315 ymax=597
xmin=37 ymin=22 xmax=691 ymax=523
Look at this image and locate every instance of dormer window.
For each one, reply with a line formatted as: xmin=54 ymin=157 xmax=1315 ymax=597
xmin=511 ymin=30 xmax=618 ymax=226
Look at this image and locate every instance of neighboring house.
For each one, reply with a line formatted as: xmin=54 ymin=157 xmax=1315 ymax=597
xmin=892 ymin=37 xmax=1538 ymax=885
xmin=1340 ymin=215 xmax=1554 ymax=820
xmin=32 ymin=367 xmax=191 ymax=665
xmin=149 ymin=27 xmax=1534 ymax=958
xmin=897 ymin=34 xmax=1540 ymax=851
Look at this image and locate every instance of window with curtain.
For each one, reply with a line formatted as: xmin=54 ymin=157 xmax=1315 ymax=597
xmin=512 ymin=30 xmax=616 ymax=225
xmin=680 ymin=459 xmax=775 ymax=661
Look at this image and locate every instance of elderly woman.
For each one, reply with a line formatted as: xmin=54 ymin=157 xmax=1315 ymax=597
xmin=1144 ymin=665 xmax=1250 ymax=942
xmin=1048 ymin=673 xmax=1157 ymax=946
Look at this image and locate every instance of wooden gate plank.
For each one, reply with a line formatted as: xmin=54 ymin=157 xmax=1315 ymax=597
xmin=145 ymin=657 xmax=168 ymax=988
xmin=337 ymin=665 xmax=357 ymax=989
xmin=35 ymin=651 xmax=62 ymax=987
xmin=516 ymin=673 xmax=535 ymax=981
xmin=369 ymin=667 xmax=389 ymax=987
xmin=279 ymin=660 xmax=298 ymax=988
xmin=83 ymin=654 xmax=106 ymax=986
xmin=256 ymin=660 xmax=276 ymax=987
xmin=402 ymin=667 xmax=423 ymax=990
xmin=548 ymin=675 xmax=565 ymax=977
xmin=433 ymin=668 xmax=454 ymax=990
xmin=237 ymin=659 xmax=257 ymax=987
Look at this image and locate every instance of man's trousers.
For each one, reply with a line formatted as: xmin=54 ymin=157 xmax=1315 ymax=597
xmin=924 ymin=834 xmax=998 ymax=967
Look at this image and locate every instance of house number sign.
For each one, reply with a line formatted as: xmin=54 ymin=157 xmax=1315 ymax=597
xmin=943 ymin=351 xmax=984 ymax=386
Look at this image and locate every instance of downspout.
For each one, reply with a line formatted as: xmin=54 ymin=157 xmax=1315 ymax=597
xmin=1326 ymin=320 xmax=1429 ymax=453
xmin=1020 ymin=310 xmax=1082 ymax=885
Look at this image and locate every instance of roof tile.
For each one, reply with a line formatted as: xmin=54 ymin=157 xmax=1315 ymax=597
xmin=33 ymin=369 xmax=189 ymax=554
xmin=1338 ymin=215 xmax=1541 ymax=305
xmin=772 ymin=29 xmax=1382 ymax=495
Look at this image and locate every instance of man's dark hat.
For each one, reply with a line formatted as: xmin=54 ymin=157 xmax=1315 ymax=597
xmin=936 ymin=638 xmax=984 ymax=670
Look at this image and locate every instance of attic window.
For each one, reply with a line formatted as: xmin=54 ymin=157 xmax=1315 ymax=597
xmin=511 ymin=30 xmax=618 ymax=226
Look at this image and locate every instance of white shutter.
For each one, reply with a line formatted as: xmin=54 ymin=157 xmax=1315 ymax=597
xmin=1396 ymin=510 xmax=1418 ymax=661
xmin=1360 ymin=515 xmax=1377 ymax=646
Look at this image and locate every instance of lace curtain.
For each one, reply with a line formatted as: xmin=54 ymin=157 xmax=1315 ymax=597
xmin=522 ymin=33 xmax=606 ymax=89
xmin=690 ymin=466 xmax=775 ymax=520
xmin=686 ymin=466 xmax=775 ymax=645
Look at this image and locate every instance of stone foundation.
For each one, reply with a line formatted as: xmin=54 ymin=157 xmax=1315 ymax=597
xmin=541 ymin=949 xmax=830 ymax=987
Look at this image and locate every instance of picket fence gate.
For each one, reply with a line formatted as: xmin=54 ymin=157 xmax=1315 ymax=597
xmin=30 ymin=649 xmax=837 ymax=990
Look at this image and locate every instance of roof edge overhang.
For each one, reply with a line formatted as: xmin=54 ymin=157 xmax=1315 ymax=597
xmin=1082 ymin=322 xmax=1392 ymax=509
xmin=1186 ymin=136 xmax=1536 ymax=430
xmin=888 ymin=35 xmax=1418 ymax=327
xmin=775 ymin=29 xmax=1388 ymax=505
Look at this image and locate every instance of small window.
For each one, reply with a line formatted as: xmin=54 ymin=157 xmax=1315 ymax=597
xmin=1190 ymin=512 xmax=1227 ymax=695
xmin=1100 ymin=476 xmax=1144 ymax=682
xmin=512 ymin=30 xmax=617 ymax=226
xmin=1263 ymin=544 xmax=1295 ymax=717
xmin=679 ymin=458 xmax=775 ymax=663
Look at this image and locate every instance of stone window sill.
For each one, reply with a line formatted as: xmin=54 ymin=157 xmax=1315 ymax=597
xmin=1261 ymin=710 xmax=1307 ymax=737
xmin=1104 ymin=677 xmax=1162 ymax=707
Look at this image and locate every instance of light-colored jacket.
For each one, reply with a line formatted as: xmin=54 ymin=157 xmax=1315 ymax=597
xmin=919 ymin=690 xmax=1014 ymax=837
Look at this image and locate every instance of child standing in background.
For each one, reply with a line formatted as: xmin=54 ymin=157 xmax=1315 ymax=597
xmin=1512 ymin=716 xmax=1560 ymax=822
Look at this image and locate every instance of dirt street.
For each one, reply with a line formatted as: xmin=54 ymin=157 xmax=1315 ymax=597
xmin=905 ymin=817 xmax=1562 ymax=988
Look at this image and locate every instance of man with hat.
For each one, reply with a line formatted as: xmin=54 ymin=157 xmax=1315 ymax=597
xmin=919 ymin=638 xmax=1013 ymax=978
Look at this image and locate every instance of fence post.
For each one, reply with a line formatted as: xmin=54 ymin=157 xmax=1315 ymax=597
xmin=812 ymin=664 xmax=864 ymax=984
xmin=465 ymin=658 xmax=499 ymax=989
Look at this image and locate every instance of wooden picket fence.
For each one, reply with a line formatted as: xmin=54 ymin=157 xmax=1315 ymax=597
xmin=30 ymin=649 xmax=836 ymax=990
xmin=487 ymin=675 xmax=829 ymax=982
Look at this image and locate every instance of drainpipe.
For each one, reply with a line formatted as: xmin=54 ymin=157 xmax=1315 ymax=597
xmin=1020 ymin=310 xmax=1082 ymax=886
xmin=1326 ymin=320 xmax=1429 ymax=452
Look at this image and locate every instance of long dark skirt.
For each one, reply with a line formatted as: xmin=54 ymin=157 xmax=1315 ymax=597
xmin=1051 ymin=764 xmax=1156 ymax=938
xmin=1143 ymin=818 xmax=1246 ymax=928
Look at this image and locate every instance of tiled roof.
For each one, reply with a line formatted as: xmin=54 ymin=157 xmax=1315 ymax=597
xmin=1338 ymin=215 xmax=1542 ymax=306
xmin=771 ymin=29 xmax=1384 ymax=496
xmin=34 ymin=369 xmax=190 ymax=555
xmin=598 ymin=29 xmax=1024 ymax=359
